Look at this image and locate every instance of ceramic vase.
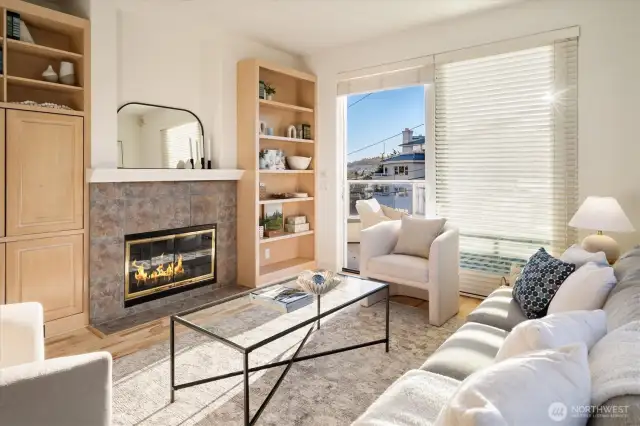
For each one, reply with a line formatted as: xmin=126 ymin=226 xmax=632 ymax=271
xmin=42 ymin=65 xmax=58 ymax=83
xmin=59 ymin=61 xmax=75 ymax=85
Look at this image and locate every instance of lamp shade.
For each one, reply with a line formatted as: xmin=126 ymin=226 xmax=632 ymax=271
xmin=569 ymin=196 xmax=635 ymax=233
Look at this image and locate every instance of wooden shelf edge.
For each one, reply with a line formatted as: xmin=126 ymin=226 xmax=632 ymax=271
xmin=0 ymin=101 xmax=85 ymax=116
xmin=7 ymin=75 xmax=84 ymax=92
xmin=255 ymin=59 xmax=316 ymax=82
xmin=259 ymin=99 xmax=313 ymax=113
xmin=259 ymin=230 xmax=314 ymax=244
xmin=259 ymin=169 xmax=314 ymax=174
xmin=7 ymin=38 xmax=83 ymax=59
xmin=259 ymin=135 xmax=314 ymax=144
xmin=259 ymin=258 xmax=316 ymax=286
xmin=259 ymin=197 xmax=314 ymax=205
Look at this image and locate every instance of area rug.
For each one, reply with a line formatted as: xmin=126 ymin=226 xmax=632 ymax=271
xmin=112 ymin=300 xmax=463 ymax=425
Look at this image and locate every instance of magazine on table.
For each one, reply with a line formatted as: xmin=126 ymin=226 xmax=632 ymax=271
xmin=250 ymin=285 xmax=313 ymax=313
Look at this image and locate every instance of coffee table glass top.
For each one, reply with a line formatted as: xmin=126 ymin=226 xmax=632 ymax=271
xmin=174 ymin=274 xmax=388 ymax=351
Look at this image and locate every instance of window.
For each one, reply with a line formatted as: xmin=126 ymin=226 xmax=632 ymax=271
xmin=433 ymin=39 xmax=578 ymax=296
xmin=161 ymin=122 xmax=201 ymax=168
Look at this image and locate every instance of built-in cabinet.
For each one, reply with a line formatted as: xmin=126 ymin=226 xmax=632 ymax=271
xmin=6 ymin=235 xmax=83 ymax=321
xmin=0 ymin=0 xmax=90 ymax=337
xmin=0 ymin=244 xmax=5 ymax=304
xmin=6 ymin=110 xmax=84 ymax=235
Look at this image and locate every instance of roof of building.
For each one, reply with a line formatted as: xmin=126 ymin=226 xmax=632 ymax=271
xmin=381 ymin=153 xmax=425 ymax=163
xmin=399 ymin=135 xmax=426 ymax=146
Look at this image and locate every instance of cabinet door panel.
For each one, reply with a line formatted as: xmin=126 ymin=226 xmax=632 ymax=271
xmin=6 ymin=110 xmax=83 ymax=236
xmin=6 ymin=235 xmax=83 ymax=321
xmin=0 ymin=244 xmax=5 ymax=304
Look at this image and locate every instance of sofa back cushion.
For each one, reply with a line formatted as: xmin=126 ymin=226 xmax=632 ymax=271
xmin=604 ymin=247 xmax=640 ymax=332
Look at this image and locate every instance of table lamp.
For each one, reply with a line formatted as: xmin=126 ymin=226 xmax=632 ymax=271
xmin=568 ymin=196 xmax=635 ymax=264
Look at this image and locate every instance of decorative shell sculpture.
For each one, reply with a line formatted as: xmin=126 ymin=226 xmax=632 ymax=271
xmin=297 ymin=270 xmax=341 ymax=295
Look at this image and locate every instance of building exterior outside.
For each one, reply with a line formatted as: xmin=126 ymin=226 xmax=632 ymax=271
xmin=376 ymin=128 xmax=425 ymax=180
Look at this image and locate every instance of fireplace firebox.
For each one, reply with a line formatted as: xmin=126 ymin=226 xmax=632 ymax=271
xmin=124 ymin=224 xmax=216 ymax=307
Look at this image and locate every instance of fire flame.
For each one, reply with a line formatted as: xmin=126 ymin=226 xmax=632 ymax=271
xmin=132 ymin=254 xmax=184 ymax=285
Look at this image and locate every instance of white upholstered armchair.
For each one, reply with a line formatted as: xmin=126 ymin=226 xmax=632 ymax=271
xmin=0 ymin=302 xmax=112 ymax=426
xmin=360 ymin=221 xmax=460 ymax=326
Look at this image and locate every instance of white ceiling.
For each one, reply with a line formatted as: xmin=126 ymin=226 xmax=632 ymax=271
xmin=117 ymin=0 xmax=520 ymax=55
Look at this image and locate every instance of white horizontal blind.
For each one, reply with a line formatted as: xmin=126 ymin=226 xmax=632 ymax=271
xmin=434 ymin=39 xmax=578 ymax=296
xmin=338 ymin=64 xmax=433 ymax=95
xmin=161 ymin=122 xmax=201 ymax=168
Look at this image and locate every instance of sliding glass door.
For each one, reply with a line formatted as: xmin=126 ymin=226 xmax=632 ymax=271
xmin=343 ymin=85 xmax=427 ymax=272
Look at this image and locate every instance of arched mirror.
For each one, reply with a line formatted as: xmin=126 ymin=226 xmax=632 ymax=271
xmin=117 ymin=102 xmax=204 ymax=169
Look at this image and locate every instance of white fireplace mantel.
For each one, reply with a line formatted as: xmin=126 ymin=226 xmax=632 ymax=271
xmin=87 ymin=168 xmax=244 ymax=183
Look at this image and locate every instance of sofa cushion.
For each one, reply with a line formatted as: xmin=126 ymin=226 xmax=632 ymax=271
xmin=603 ymin=284 xmax=640 ymax=332
xmin=466 ymin=287 xmax=527 ymax=331
xmin=420 ymin=322 xmax=507 ymax=381
xmin=512 ymin=247 xmax=576 ymax=319
xmin=367 ymin=254 xmax=429 ymax=284
xmin=613 ymin=246 xmax=640 ymax=284
xmin=351 ymin=369 xmax=460 ymax=426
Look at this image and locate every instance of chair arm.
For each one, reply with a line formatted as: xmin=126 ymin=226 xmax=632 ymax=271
xmin=360 ymin=220 xmax=401 ymax=277
xmin=0 ymin=352 xmax=113 ymax=426
xmin=0 ymin=302 xmax=44 ymax=368
xmin=428 ymin=225 xmax=461 ymax=325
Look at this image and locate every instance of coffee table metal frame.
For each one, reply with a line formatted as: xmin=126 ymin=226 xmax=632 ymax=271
xmin=169 ymin=276 xmax=390 ymax=426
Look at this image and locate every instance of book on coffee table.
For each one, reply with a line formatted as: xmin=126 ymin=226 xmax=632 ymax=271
xmin=250 ymin=285 xmax=313 ymax=313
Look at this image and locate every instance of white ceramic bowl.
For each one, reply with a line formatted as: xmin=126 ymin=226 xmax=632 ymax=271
xmin=286 ymin=156 xmax=312 ymax=170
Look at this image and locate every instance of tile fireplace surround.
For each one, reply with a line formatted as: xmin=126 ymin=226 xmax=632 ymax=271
xmin=89 ymin=181 xmax=237 ymax=325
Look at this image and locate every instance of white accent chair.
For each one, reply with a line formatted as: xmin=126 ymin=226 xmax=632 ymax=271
xmin=0 ymin=302 xmax=112 ymax=426
xmin=360 ymin=221 xmax=460 ymax=326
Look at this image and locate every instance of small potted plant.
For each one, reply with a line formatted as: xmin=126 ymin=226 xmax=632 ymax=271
xmin=264 ymin=82 xmax=276 ymax=100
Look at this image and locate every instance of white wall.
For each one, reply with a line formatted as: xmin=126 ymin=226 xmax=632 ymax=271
xmin=305 ymin=0 xmax=640 ymax=270
xmin=116 ymin=112 xmax=141 ymax=168
xmin=115 ymin=10 xmax=304 ymax=169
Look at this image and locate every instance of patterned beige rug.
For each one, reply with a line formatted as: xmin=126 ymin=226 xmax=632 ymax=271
xmin=112 ymin=300 xmax=463 ymax=425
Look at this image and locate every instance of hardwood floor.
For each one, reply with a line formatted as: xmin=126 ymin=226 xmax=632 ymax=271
xmin=45 ymin=295 xmax=481 ymax=360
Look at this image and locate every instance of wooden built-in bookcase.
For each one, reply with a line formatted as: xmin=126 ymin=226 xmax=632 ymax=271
xmin=237 ymin=59 xmax=317 ymax=287
xmin=0 ymin=0 xmax=90 ymax=337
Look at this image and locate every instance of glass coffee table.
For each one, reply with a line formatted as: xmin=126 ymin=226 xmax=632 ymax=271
xmin=169 ymin=274 xmax=389 ymax=426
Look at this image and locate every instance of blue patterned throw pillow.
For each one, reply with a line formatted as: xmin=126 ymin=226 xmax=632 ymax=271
xmin=513 ymin=248 xmax=576 ymax=319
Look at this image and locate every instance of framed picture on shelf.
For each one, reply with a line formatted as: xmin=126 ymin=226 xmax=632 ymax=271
xmin=263 ymin=203 xmax=284 ymax=237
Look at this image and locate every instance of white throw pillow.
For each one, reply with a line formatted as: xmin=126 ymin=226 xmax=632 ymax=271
xmin=495 ymin=310 xmax=607 ymax=362
xmin=547 ymin=262 xmax=617 ymax=314
xmin=393 ymin=216 xmax=446 ymax=258
xmin=434 ymin=344 xmax=591 ymax=426
xmin=560 ymin=244 xmax=609 ymax=269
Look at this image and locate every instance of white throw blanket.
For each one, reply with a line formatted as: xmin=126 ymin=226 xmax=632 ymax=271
xmin=352 ymin=370 xmax=460 ymax=426
xmin=589 ymin=320 xmax=640 ymax=406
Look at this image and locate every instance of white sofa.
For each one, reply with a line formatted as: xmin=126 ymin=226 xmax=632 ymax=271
xmin=0 ymin=302 xmax=113 ymax=426
xmin=360 ymin=220 xmax=460 ymax=326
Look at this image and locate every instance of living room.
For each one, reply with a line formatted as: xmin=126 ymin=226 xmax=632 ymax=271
xmin=1 ymin=0 xmax=639 ymax=425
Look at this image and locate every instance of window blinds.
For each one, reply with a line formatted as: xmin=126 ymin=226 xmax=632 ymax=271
xmin=434 ymin=39 xmax=578 ymax=296
xmin=337 ymin=63 xmax=433 ymax=95
xmin=161 ymin=122 xmax=201 ymax=168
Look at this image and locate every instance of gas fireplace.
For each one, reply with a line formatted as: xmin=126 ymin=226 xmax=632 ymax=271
xmin=124 ymin=224 xmax=216 ymax=307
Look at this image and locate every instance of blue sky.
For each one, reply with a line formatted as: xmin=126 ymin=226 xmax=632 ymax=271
xmin=347 ymin=85 xmax=425 ymax=161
